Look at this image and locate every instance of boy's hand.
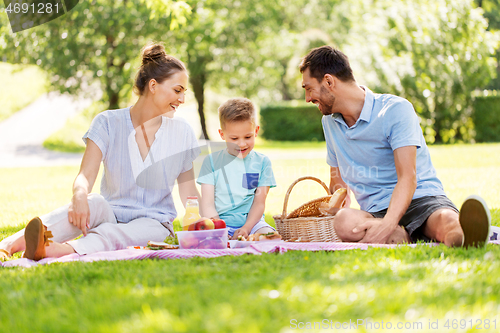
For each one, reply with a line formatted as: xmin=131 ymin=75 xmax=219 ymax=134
xmin=232 ymin=228 xmax=250 ymax=240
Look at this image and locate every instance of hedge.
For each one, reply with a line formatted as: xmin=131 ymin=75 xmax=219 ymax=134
xmin=472 ymin=91 xmax=500 ymax=142
xmin=260 ymin=101 xmax=325 ymax=141
xmin=260 ymin=95 xmax=500 ymax=142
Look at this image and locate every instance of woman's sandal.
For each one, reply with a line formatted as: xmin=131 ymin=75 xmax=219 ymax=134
xmin=23 ymin=217 xmax=54 ymax=261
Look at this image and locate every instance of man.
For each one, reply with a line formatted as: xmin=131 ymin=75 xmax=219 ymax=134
xmin=300 ymin=45 xmax=490 ymax=247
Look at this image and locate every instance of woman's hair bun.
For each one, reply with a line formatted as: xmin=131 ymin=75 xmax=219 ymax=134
xmin=134 ymin=42 xmax=186 ymax=96
xmin=141 ymin=44 xmax=166 ymax=66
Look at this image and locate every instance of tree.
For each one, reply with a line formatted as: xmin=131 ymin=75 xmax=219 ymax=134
xmin=205 ymin=0 xmax=353 ymax=103
xmin=165 ymin=0 xmax=349 ymax=139
xmin=162 ymin=0 xmax=297 ymax=139
xmin=475 ymin=0 xmax=500 ymax=89
xmin=358 ymin=0 xmax=498 ymax=143
xmin=0 ymin=0 xmax=190 ymax=109
xmin=1 ymin=0 xmax=352 ymax=138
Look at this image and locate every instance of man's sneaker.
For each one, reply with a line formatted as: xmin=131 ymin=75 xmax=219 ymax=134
xmin=459 ymin=195 xmax=491 ymax=248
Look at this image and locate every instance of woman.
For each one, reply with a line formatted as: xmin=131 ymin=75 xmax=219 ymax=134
xmin=0 ymin=43 xmax=200 ymax=260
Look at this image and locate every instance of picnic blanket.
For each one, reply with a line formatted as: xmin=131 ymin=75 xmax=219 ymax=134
xmin=3 ymin=240 xmax=499 ymax=268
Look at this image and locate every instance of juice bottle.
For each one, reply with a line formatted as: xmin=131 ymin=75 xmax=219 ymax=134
xmin=182 ymin=196 xmax=201 ymax=230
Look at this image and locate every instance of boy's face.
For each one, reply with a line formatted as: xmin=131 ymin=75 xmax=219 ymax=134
xmin=219 ymin=120 xmax=259 ymax=158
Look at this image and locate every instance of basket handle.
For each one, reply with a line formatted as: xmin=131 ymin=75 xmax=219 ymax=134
xmin=281 ymin=176 xmax=331 ymax=218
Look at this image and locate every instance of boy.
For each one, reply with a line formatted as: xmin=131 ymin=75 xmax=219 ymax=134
xmin=197 ymin=98 xmax=277 ymax=239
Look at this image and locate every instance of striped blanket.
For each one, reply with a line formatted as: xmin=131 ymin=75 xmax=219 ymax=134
xmin=3 ymin=240 xmax=499 ymax=268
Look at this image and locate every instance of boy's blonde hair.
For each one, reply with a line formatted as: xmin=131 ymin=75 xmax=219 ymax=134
xmin=218 ymin=98 xmax=256 ymax=129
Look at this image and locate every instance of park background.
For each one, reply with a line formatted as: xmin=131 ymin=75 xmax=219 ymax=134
xmin=1 ymin=0 xmax=500 ymax=332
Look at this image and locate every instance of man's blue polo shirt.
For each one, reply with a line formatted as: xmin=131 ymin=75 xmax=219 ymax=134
xmin=322 ymin=86 xmax=445 ymax=213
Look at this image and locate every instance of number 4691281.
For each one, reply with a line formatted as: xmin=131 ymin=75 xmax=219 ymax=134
xmin=4 ymin=2 xmax=60 ymax=14
xmin=444 ymin=319 xmax=496 ymax=330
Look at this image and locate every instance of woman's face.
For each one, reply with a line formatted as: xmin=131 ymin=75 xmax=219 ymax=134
xmin=152 ymin=70 xmax=189 ymax=115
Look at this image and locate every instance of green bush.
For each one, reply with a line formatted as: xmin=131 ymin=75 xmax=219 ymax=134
xmin=472 ymin=91 xmax=500 ymax=142
xmin=260 ymin=101 xmax=325 ymax=141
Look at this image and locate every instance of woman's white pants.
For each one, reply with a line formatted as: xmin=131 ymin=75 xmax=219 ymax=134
xmin=40 ymin=193 xmax=172 ymax=255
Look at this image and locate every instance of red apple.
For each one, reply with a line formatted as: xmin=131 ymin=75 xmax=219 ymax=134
xmin=180 ymin=234 xmax=199 ymax=249
xmin=194 ymin=218 xmax=215 ymax=230
xmin=188 ymin=217 xmax=206 ymax=231
xmin=212 ymin=218 xmax=226 ymax=229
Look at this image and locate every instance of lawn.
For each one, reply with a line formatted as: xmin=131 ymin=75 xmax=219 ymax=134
xmin=1 ymin=144 xmax=500 ymax=332
xmin=42 ymin=102 xmax=106 ymax=153
xmin=0 ymin=62 xmax=48 ymax=122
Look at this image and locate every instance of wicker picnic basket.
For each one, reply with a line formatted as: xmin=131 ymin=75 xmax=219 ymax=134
xmin=274 ymin=176 xmax=342 ymax=242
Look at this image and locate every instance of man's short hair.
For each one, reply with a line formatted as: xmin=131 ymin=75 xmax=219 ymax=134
xmin=218 ymin=98 xmax=256 ymax=129
xmin=299 ymin=46 xmax=355 ymax=83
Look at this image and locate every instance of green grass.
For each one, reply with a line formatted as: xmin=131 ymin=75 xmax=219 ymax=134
xmin=42 ymin=112 xmax=91 ymax=153
xmin=255 ymin=138 xmax=326 ymax=150
xmin=1 ymin=144 xmax=500 ymax=332
xmin=1 ymin=246 xmax=500 ymax=332
xmin=43 ymin=102 xmax=105 ymax=153
xmin=0 ymin=62 xmax=48 ymax=121
xmin=42 ymin=120 xmax=327 ymax=154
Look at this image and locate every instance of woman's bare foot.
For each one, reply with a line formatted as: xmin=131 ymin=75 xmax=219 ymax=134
xmin=3 ymin=218 xmax=75 ymax=260
xmin=24 ymin=217 xmax=52 ymax=260
xmin=45 ymin=242 xmax=76 ymax=258
xmin=23 ymin=217 xmax=74 ymax=260
xmin=0 ymin=228 xmax=27 ymax=259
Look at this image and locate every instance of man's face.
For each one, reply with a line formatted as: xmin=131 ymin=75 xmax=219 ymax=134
xmin=302 ymin=68 xmax=335 ymax=116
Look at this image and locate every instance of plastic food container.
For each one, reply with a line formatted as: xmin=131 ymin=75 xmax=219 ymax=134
xmin=176 ymin=228 xmax=228 ymax=250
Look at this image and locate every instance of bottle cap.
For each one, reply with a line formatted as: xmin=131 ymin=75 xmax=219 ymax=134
xmin=187 ymin=196 xmax=198 ymax=199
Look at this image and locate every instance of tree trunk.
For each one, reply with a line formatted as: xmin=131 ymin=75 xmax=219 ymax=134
xmin=496 ymin=54 xmax=500 ymax=88
xmin=280 ymin=59 xmax=293 ymax=101
xmin=108 ymin=91 xmax=120 ymax=110
xmin=105 ymin=33 xmax=120 ymax=110
xmin=281 ymin=75 xmax=293 ymax=101
xmin=190 ymin=72 xmax=210 ymax=140
xmin=433 ymin=117 xmax=443 ymax=143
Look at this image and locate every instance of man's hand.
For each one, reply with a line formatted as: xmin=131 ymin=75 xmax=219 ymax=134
xmin=352 ymin=218 xmax=398 ymax=244
xmin=68 ymin=192 xmax=90 ymax=236
xmin=232 ymin=227 xmax=251 ymax=240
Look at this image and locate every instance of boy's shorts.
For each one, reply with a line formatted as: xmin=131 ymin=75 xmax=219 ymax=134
xmin=370 ymin=195 xmax=459 ymax=242
xmin=227 ymin=216 xmax=275 ymax=237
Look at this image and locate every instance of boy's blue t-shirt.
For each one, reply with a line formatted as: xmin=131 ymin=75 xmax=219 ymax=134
xmin=196 ymin=149 xmax=276 ymax=228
